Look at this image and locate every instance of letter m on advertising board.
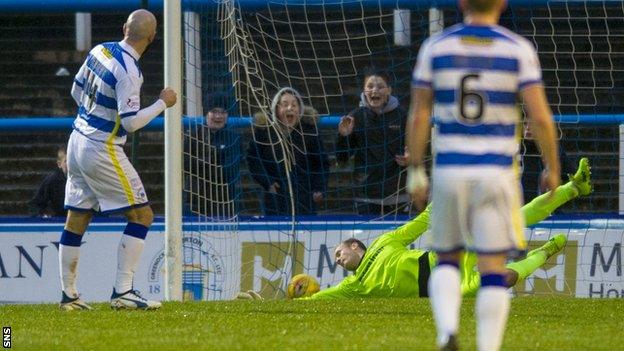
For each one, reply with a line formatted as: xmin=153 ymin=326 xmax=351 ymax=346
xmin=240 ymin=242 xmax=304 ymax=299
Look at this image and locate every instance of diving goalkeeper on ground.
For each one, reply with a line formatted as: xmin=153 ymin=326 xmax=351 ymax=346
xmin=294 ymin=158 xmax=591 ymax=299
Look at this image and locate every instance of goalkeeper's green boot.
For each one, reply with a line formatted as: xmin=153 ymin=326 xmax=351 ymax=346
xmin=528 ymin=234 xmax=567 ymax=260
xmin=568 ymin=157 xmax=592 ymax=196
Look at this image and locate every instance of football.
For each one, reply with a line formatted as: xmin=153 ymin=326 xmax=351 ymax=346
xmin=287 ymin=274 xmax=320 ymax=299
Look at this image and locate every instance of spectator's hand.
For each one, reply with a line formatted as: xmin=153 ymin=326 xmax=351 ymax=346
xmin=338 ymin=115 xmax=354 ymax=136
xmin=160 ymin=87 xmax=177 ymax=107
xmin=312 ymin=192 xmax=324 ymax=204
xmin=268 ymin=182 xmax=280 ymax=194
xmin=395 ymin=154 xmax=409 ymax=167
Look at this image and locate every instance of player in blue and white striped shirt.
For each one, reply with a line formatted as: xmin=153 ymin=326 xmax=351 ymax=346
xmin=406 ymin=0 xmax=560 ymax=350
xmin=59 ymin=9 xmax=177 ymax=311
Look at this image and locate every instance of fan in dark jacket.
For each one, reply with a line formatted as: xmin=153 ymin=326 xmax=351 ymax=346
xmin=29 ymin=146 xmax=68 ymax=217
xmin=247 ymin=87 xmax=328 ymax=216
xmin=336 ymin=73 xmax=409 ymax=216
xmin=184 ymin=107 xmax=241 ymax=219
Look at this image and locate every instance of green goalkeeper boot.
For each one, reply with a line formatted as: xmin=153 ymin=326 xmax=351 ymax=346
xmin=568 ymin=157 xmax=592 ymax=196
xmin=527 ymin=233 xmax=567 ymax=260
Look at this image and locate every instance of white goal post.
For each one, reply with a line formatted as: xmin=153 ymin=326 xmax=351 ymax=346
xmin=164 ymin=0 xmax=184 ymax=301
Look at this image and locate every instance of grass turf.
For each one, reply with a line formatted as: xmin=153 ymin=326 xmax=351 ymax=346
xmin=1 ymin=297 xmax=622 ymax=350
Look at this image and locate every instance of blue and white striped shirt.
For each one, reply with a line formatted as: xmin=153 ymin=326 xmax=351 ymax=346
xmin=412 ymin=24 xmax=542 ymax=178
xmin=71 ymin=41 xmax=143 ymax=145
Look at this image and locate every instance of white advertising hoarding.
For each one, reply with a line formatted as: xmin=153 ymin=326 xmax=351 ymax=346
xmin=0 ymin=219 xmax=621 ymax=303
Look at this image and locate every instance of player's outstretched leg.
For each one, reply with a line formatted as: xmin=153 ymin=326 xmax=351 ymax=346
xmin=522 ymin=158 xmax=592 ymax=226
xmin=505 ymin=234 xmax=567 ymax=286
xmin=568 ymin=157 xmax=592 ymax=196
xmin=460 ymin=235 xmax=568 ymax=296
xmin=528 ymin=233 xmax=568 ymax=259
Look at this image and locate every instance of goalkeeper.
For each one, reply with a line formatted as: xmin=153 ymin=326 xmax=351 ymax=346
xmin=299 ymin=158 xmax=591 ymax=299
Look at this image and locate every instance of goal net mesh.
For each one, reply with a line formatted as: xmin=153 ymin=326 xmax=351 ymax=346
xmin=178 ymin=0 xmax=623 ymax=299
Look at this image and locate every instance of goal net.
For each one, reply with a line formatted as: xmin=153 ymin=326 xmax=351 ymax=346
xmin=178 ymin=0 xmax=624 ymax=300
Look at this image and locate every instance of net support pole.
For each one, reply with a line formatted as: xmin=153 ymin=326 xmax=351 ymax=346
xmin=164 ymin=0 xmax=183 ymax=301
xmin=393 ymin=9 xmax=410 ymax=46
xmin=75 ymin=12 xmax=91 ymax=51
xmin=428 ymin=7 xmax=444 ymax=35
xmin=618 ymin=124 xmax=624 ymax=214
xmin=184 ymin=11 xmax=203 ymax=117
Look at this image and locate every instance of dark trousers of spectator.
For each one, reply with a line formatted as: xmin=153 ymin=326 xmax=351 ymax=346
xmin=263 ymin=192 xmax=289 ymax=216
xmin=263 ymin=192 xmax=316 ymax=216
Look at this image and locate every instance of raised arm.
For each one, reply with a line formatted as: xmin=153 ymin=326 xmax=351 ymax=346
xmin=116 ymin=75 xmax=177 ymax=133
xmin=336 ymin=112 xmax=359 ymax=164
xmin=406 ymin=85 xmax=434 ymax=167
xmin=383 ymin=204 xmax=431 ymax=246
xmin=406 ymin=39 xmax=434 ymax=208
xmin=518 ymin=40 xmax=560 ymax=195
xmin=521 ymin=85 xmax=560 ymax=193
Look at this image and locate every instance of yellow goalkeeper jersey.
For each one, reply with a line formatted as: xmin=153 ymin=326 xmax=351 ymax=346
xmin=309 ymin=206 xmax=437 ymax=299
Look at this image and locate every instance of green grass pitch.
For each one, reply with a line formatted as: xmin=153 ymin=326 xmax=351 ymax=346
xmin=1 ymin=297 xmax=622 ymax=350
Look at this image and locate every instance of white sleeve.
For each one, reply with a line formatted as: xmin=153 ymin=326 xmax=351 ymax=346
xmin=411 ymin=38 xmax=433 ymax=89
xmin=71 ymin=63 xmax=87 ymax=106
xmin=116 ymin=74 xmax=142 ymax=118
xmin=120 ymin=99 xmax=167 ymax=133
xmin=116 ymin=74 xmax=167 ymax=133
xmin=518 ymin=41 xmax=543 ymax=90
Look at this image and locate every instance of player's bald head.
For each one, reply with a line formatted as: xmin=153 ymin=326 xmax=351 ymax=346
xmin=123 ymin=9 xmax=157 ymax=42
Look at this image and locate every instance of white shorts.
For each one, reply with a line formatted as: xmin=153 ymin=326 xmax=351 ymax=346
xmin=64 ymin=130 xmax=149 ymax=213
xmin=429 ymin=173 xmax=525 ymax=254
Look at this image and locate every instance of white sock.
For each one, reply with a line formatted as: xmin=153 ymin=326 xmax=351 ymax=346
xmin=429 ymin=264 xmax=461 ymax=347
xmin=114 ymin=234 xmax=145 ymax=293
xmin=476 ymin=287 xmax=510 ymax=351
xmin=59 ymin=244 xmax=81 ymax=298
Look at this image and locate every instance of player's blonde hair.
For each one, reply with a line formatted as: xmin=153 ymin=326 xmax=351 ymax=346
xmin=466 ymin=0 xmax=502 ymax=13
